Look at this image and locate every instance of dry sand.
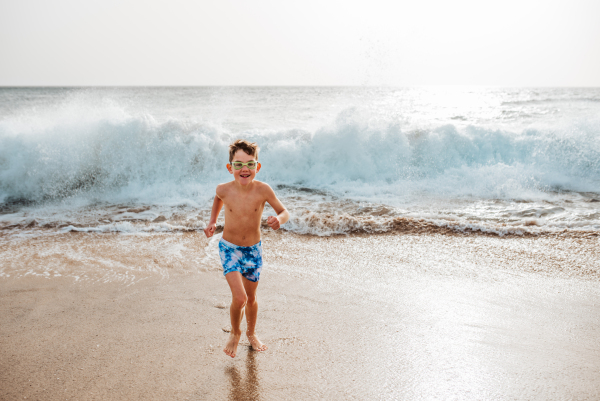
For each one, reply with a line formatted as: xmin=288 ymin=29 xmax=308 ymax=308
xmin=1 ymin=230 xmax=599 ymax=400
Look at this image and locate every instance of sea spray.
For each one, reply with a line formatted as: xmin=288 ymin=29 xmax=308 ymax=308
xmin=2 ymin=109 xmax=599 ymax=203
xmin=1 ymin=87 xmax=599 ymax=236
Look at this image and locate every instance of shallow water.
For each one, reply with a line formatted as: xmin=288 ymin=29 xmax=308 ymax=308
xmin=2 ymin=230 xmax=599 ymax=400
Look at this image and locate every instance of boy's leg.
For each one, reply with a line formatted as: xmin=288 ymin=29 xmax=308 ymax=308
xmin=242 ymin=277 xmax=268 ymax=352
xmin=224 ymin=272 xmax=247 ymax=358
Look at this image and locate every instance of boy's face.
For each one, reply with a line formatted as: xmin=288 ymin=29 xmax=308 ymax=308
xmin=227 ymin=149 xmax=261 ymax=185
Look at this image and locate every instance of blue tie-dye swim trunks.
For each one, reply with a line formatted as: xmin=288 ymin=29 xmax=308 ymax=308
xmin=218 ymin=238 xmax=263 ymax=282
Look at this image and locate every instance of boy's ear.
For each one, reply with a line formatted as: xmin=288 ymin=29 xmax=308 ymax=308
xmin=256 ymin=162 xmax=261 ymax=172
xmin=226 ymin=164 xmax=233 ymax=174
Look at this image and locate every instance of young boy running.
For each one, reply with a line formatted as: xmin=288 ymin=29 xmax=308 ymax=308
xmin=204 ymin=139 xmax=289 ymax=358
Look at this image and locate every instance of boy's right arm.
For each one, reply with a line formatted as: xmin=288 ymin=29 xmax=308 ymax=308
xmin=204 ymin=193 xmax=224 ymax=238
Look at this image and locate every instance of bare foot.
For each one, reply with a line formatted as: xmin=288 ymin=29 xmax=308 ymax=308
xmin=247 ymin=333 xmax=268 ymax=352
xmin=223 ymin=333 xmax=241 ymax=358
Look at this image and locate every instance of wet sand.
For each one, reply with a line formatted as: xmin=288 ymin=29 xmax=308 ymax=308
xmin=1 ymin=231 xmax=600 ymax=400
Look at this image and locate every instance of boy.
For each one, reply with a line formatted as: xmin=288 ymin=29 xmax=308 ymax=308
xmin=204 ymin=139 xmax=289 ymax=358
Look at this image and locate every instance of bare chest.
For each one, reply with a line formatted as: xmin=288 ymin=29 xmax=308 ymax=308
xmin=223 ymin=196 xmax=265 ymax=220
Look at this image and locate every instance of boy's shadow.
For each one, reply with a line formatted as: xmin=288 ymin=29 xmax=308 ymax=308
xmin=226 ymin=349 xmax=261 ymax=401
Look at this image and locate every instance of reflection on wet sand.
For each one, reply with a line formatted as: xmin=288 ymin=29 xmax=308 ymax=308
xmin=226 ymin=351 xmax=260 ymax=401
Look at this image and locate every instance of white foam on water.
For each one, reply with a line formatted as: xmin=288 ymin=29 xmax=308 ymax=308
xmin=1 ymin=87 xmax=599 ymax=236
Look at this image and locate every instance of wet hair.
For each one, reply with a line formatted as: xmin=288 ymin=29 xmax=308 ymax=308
xmin=228 ymin=139 xmax=259 ymax=163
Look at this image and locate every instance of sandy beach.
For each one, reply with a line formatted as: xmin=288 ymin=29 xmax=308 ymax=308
xmin=1 ymin=230 xmax=599 ymax=400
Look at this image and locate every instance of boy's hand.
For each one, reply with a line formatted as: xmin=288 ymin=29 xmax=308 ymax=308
xmin=204 ymin=222 xmax=216 ymax=238
xmin=267 ymin=216 xmax=280 ymax=230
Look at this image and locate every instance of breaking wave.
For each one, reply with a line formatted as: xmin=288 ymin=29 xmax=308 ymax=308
xmin=1 ymin=105 xmax=599 ymax=205
xmin=1 ymin=97 xmax=599 ymax=237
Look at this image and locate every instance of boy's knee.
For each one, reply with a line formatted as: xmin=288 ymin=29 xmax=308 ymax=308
xmin=246 ymin=295 xmax=257 ymax=305
xmin=232 ymin=294 xmax=248 ymax=308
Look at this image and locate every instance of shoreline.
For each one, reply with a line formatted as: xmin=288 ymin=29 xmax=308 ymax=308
xmin=2 ymin=215 xmax=600 ymax=241
xmin=1 ymin=230 xmax=599 ymax=399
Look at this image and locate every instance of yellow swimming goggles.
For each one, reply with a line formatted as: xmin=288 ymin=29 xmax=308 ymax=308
xmin=231 ymin=161 xmax=258 ymax=170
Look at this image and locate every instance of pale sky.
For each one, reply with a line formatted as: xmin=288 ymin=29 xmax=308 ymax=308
xmin=1 ymin=0 xmax=599 ymax=86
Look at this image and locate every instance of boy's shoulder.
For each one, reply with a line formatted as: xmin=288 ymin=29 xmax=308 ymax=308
xmin=251 ymin=180 xmax=276 ymax=196
xmin=215 ymin=181 xmax=234 ymax=197
xmin=216 ymin=181 xmax=234 ymax=190
xmin=252 ymin=179 xmax=272 ymax=190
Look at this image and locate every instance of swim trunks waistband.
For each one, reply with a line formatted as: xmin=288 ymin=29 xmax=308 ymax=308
xmin=219 ymin=237 xmax=261 ymax=249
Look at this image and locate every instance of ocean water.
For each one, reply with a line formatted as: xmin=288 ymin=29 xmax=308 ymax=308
xmin=1 ymin=86 xmax=599 ymax=237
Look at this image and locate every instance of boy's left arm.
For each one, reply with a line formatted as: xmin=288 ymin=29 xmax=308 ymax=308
xmin=265 ymin=185 xmax=289 ymax=230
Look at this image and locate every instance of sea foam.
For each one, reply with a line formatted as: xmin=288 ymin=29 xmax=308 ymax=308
xmin=1 ymin=91 xmax=599 ymax=236
xmin=1 ymin=105 xmax=598 ymax=204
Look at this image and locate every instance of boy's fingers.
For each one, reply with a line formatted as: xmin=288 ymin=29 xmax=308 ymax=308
xmin=203 ymin=226 xmax=215 ymax=237
xmin=266 ymin=216 xmax=280 ymax=229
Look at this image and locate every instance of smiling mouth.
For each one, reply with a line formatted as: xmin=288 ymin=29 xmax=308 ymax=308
xmin=240 ymin=174 xmax=250 ymax=178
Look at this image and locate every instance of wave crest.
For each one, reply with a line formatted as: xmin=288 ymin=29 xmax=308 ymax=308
xmin=1 ymin=107 xmax=599 ymax=205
